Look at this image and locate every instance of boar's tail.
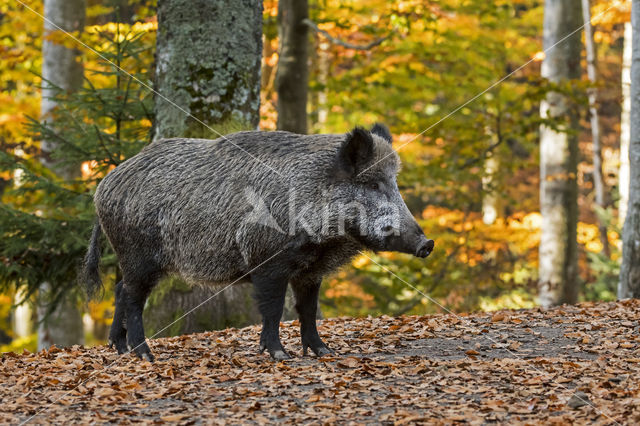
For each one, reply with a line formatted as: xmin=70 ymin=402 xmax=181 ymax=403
xmin=82 ymin=219 xmax=104 ymax=299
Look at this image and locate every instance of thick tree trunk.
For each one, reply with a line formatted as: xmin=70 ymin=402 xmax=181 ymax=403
xmin=275 ymin=0 xmax=308 ymax=134
xmin=582 ymin=0 xmax=609 ymax=256
xmin=620 ymin=22 xmax=632 ymax=228
xmin=37 ymin=0 xmax=86 ymax=351
xmin=40 ymin=0 xmax=85 ymax=167
xmin=154 ymin=0 xmax=262 ymax=139
xmin=538 ymin=0 xmax=582 ymax=308
xmin=148 ymin=0 xmax=264 ymax=335
xmin=619 ymin=0 xmax=640 ymax=299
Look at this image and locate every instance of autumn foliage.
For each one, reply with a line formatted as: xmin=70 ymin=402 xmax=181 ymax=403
xmin=0 ymin=0 xmax=635 ymax=350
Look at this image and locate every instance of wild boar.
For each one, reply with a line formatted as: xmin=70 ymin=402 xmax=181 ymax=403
xmin=82 ymin=123 xmax=434 ymax=361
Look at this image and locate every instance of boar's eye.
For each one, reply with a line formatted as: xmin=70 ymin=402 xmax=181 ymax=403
xmin=367 ymin=182 xmax=381 ymax=191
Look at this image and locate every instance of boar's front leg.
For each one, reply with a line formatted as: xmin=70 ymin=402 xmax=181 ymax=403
xmin=251 ymin=272 xmax=290 ymax=360
xmin=291 ymin=276 xmax=332 ymax=357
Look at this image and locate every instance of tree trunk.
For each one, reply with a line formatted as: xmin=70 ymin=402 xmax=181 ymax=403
xmin=12 ymin=289 xmax=32 ymax=339
xmin=40 ymin=0 xmax=85 ymax=167
xmin=482 ymin=120 xmax=502 ymax=225
xmin=317 ymin=41 xmax=330 ymax=127
xmin=482 ymin=156 xmax=500 ymax=225
xmin=154 ymin=0 xmax=262 ymax=139
xmin=37 ymin=0 xmax=86 ymax=351
xmin=620 ymin=21 xmax=632 ymax=228
xmin=619 ymin=0 xmax=640 ymax=299
xmin=538 ymin=0 xmax=582 ymax=308
xmin=148 ymin=0 xmax=264 ymax=335
xmin=38 ymin=283 xmax=85 ymax=350
xmin=275 ymin=0 xmax=308 ymax=134
xmin=582 ymin=0 xmax=609 ymax=256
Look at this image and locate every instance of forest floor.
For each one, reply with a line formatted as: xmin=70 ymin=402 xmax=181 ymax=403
xmin=1 ymin=300 xmax=639 ymax=425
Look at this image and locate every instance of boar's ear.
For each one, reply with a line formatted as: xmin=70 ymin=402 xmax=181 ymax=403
xmin=336 ymin=127 xmax=375 ymax=177
xmin=370 ymin=122 xmax=392 ymax=144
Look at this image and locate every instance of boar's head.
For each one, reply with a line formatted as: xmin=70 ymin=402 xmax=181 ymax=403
xmin=330 ymin=124 xmax=434 ymax=258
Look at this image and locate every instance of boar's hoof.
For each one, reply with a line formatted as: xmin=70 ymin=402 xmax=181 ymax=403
xmin=108 ymin=337 xmax=128 ymax=355
xmin=270 ymin=349 xmax=291 ymax=361
xmin=260 ymin=342 xmax=291 ymax=360
xmin=140 ymin=352 xmax=155 ymax=362
xmin=303 ymin=343 xmax=333 ymax=357
xmin=127 ymin=342 xmax=155 ymax=362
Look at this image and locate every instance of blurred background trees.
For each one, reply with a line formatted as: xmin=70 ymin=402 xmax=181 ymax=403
xmin=537 ymin=0 xmax=582 ymax=308
xmin=619 ymin=0 xmax=640 ymax=299
xmin=0 ymin=0 xmax=638 ymax=352
xmin=37 ymin=0 xmax=86 ymax=351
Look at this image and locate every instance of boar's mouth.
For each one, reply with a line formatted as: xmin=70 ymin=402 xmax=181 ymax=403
xmin=352 ymin=233 xmax=434 ymax=258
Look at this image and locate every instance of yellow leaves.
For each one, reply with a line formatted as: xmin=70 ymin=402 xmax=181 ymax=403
xmin=577 ymin=221 xmax=619 ymax=254
xmin=517 ymin=212 xmax=543 ymax=230
xmin=80 ymin=160 xmax=98 ymax=179
xmin=86 ymin=21 xmax=157 ymax=38
xmin=43 ymin=30 xmax=83 ymax=49
xmin=325 ymin=276 xmax=375 ymax=304
xmin=131 ymin=21 xmax=158 ymax=33
xmin=352 ymin=255 xmax=369 ymax=268
xmin=545 ymin=172 xmax=577 ymax=181
xmin=480 ymin=289 xmax=536 ymax=311
xmin=591 ymin=0 xmax=630 ymax=27
xmin=264 ymin=52 xmax=278 ymax=67
xmin=263 ymin=0 xmax=277 ymax=17
xmin=532 ymin=51 xmax=546 ymax=62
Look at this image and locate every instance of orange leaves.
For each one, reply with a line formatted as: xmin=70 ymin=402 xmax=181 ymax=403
xmin=491 ymin=311 xmax=507 ymax=322
xmin=336 ymin=356 xmax=359 ymax=368
xmin=2 ymin=300 xmax=640 ymax=422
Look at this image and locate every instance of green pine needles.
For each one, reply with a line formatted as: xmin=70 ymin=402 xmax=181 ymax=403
xmin=0 ymin=23 xmax=154 ymax=312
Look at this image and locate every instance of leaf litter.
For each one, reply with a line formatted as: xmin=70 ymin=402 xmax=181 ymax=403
xmin=1 ymin=300 xmax=639 ymax=424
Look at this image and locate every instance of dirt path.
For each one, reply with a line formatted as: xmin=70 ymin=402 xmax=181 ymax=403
xmin=2 ymin=300 xmax=639 ymax=424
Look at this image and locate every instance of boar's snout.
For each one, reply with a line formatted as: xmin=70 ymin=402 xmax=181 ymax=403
xmin=415 ymin=238 xmax=435 ymax=258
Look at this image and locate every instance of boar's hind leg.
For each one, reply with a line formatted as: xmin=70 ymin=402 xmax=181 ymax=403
xmin=291 ymin=277 xmax=332 ymax=357
xmin=121 ymin=269 xmax=160 ymax=362
xmin=108 ymin=280 xmax=128 ymax=354
xmin=251 ymin=273 xmax=290 ymax=360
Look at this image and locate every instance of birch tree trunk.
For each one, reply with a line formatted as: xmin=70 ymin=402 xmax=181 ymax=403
xmin=275 ymin=0 xmax=308 ymax=133
xmin=582 ymin=0 xmax=609 ymax=256
xmin=619 ymin=0 xmax=640 ymax=299
xmin=146 ymin=0 xmax=263 ymax=336
xmin=619 ymin=21 xmax=632 ymax=228
xmin=13 ymin=289 xmax=32 ymax=339
xmin=482 ymin=121 xmax=502 ymax=225
xmin=538 ymin=0 xmax=582 ymax=308
xmin=37 ymin=0 xmax=86 ymax=351
xmin=317 ymin=41 xmax=330 ymax=127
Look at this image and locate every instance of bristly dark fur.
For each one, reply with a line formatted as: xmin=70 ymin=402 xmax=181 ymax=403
xmin=370 ymin=122 xmax=392 ymax=144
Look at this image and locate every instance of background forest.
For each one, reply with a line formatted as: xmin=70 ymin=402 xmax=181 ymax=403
xmin=0 ymin=0 xmax=635 ymax=353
